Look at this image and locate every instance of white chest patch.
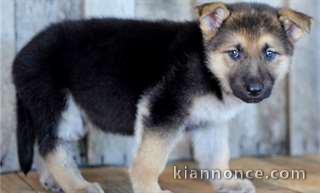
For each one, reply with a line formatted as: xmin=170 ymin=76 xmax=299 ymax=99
xmin=57 ymin=94 xmax=87 ymax=141
xmin=188 ymin=94 xmax=244 ymax=126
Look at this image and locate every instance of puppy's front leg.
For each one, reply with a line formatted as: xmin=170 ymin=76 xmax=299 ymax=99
xmin=192 ymin=125 xmax=255 ymax=193
xmin=130 ymin=130 xmax=181 ymax=193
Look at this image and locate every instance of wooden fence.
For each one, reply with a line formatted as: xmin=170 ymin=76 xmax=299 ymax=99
xmin=1 ymin=0 xmax=319 ymax=172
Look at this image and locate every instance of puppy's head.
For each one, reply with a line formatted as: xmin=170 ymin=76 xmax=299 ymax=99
xmin=197 ymin=2 xmax=311 ymax=103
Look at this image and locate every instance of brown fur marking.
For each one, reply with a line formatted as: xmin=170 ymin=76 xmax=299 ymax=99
xmin=130 ymin=132 xmax=179 ymax=193
xmin=279 ymin=8 xmax=312 ymax=32
xmin=44 ymin=144 xmax=104 ymax=193
xmin=197 ymin=2 xmax=230 ymax=40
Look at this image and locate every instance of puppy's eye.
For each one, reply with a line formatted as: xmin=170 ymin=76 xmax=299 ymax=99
xmin=227 ymin=49 xmax=241 ymax=61
xmin=264 ymin=48 xmax=278 ymax=61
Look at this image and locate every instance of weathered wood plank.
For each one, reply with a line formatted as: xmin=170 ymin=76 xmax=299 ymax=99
xmin=0 ymin=173 xmax=34 ymax=193
xmin=231 ymin=157 xmax=320 ymax=193
xmin=82 ymin=167 xmax=133 ymax=193
xmin=135 ymin=0 xmax=194 ymax=21
xmin=162 ymin=162 xmax=301 ymax=193
xmin=264 ymin=156 xmax=320 ymax=174
xmin=288 ymin=0 xmax=320 ymax=155
xmin=253 ymin=181 xmax=301 ymax=193
xmin=18 ymin=171 xmax=46 ymax=192
xmin=0 ymin=0 xmax=18 ymax=173
xmin=301 ymin=155 xmax=320 ymax=164
xmin=84 ymin=0 xmax=134 ymax=18
xmin=2 ymin=157 xmax=318 ymax=193
xmin=15 ymin=0 xmax=82 ymax=50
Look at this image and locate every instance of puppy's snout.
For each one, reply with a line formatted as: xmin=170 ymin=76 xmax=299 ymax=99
xmin=246 ymin=82 xmax=264 ymax=96
xmin=230 ymin=73 xmax=273 ymax=103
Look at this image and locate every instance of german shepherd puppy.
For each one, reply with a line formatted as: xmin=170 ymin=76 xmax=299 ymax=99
xmin=13 ymin=2 xmax=311 ymax=193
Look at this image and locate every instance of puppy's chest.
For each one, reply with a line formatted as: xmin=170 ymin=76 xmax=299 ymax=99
xmin=187 ymin=95 xmax=243 ymax=126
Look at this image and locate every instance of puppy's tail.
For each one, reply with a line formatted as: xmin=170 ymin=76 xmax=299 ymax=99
xmin=17 ymin=97 xmax=35 ymax=175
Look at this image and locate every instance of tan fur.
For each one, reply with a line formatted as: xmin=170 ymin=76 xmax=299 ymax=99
xmin=279 ymin=8 xmax=312 ymax=32
xmin=130 ymin=96 xmax=183 ymax=193
xmin=258 ymin=34 xmax=287 ymax=54
xmin=44 ymin=143 xmax=104 ymax=193
xmin=207 ymin=51 xmax=230 ymax=94
xmin=279 ymin=8 xmax=312 ymax=42
xmin=258 ymin=34 xmax=291 ymax=80
xmin=197 ymin=2 xmax=230 ymax=40
xmin=196 ymin=2 xmax=229 ymax=18
xmin=130 ymin=132 xmax=180 ymax=193
xmin=207 ymin=31 xmax=291 ymax=94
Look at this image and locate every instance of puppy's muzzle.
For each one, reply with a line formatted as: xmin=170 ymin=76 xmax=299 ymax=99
xmin=231 ymin=78 xmax=272 ymax=103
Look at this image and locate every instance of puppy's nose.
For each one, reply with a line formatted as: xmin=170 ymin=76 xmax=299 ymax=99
xmin=246 ymin=82 xmax=264 ymax=96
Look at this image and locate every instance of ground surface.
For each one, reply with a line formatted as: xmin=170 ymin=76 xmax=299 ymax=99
xmin=1 ymin=156 xmax=319 ymax=193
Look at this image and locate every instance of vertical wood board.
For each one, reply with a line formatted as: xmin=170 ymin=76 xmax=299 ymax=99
xmin=0 ymin=0 xmax=18 ymax=173
xmin=289 ymin=0 xmax=320 ymax=155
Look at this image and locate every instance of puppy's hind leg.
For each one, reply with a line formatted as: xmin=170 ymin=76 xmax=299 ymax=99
xmin=37 ymin=95 xmax=104 ymax=193
xmin=41 ymin=141 xmax=104 ymax=193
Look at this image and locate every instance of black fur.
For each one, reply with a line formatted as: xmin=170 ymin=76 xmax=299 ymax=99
xmin=13 ymin=18 xmax=222 ymax=173
xmin=16 ymin=97 xmax=35 ymax=174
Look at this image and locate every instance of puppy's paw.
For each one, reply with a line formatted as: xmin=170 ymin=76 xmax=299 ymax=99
xmin=213 ymin=179 xmax=255 ymax=193
xmin=77 ymin=182 xmax=105 ymax=193
xmin=40 ymin=173 xmax=63 ymax=192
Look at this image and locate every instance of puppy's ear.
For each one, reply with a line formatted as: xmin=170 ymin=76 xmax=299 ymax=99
xmin=196 ymin=2 xmax=230 ymax=40
xmin=278 ymin=8 xmax=312 ymax=42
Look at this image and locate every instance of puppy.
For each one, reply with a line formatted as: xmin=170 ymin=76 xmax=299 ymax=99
xmin=12 ymin=2 xmax=311 ymax=193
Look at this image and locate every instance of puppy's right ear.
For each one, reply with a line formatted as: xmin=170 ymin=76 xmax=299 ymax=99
xmin=196 ymin=2 xmax=230 ymax=40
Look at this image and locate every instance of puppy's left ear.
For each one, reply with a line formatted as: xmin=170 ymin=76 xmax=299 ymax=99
xmin=278 ymin=8 xmax=312 ymax=42
xmin=196 ymin=2 xmax=230 ymax=40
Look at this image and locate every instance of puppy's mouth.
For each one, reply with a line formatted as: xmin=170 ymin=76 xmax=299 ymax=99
xmin=231 ymin=86 xmax=272 ymax=103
